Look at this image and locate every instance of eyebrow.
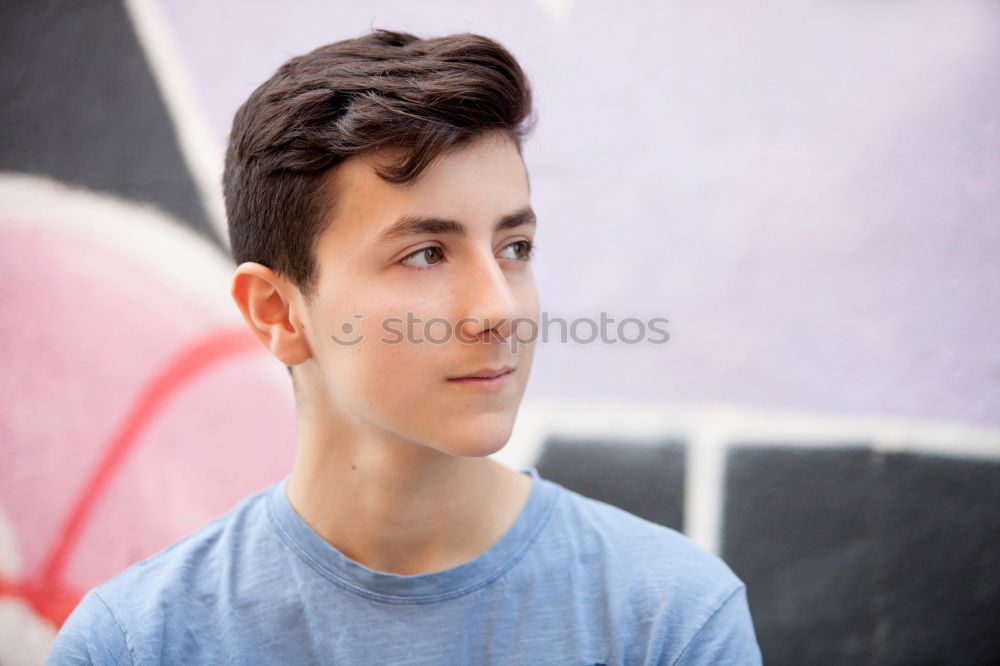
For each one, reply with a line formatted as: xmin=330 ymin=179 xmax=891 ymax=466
xmin=374 ymin=206 xmax=536 ymax=244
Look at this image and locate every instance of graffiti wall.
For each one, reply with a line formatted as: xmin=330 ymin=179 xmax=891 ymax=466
xmin=0 ymin=2 xmax=297 ymax=662
xmin=2 ymin=1 xmax=998 ymax=664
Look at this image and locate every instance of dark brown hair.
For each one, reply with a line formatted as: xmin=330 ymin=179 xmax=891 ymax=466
xmin=223 ymin=28 xmax=535 ymax=300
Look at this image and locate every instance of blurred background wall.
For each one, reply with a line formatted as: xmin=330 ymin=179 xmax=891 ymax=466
xmin=1 ymin=0 xmax=998 ymax=663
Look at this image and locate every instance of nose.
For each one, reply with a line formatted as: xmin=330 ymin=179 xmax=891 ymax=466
xmin=457 ymin=251 xmax=523 ymax=344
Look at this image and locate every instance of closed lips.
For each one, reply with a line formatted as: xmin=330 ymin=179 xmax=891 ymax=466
xmin=449 ymin=366 xmax=514 ymax=380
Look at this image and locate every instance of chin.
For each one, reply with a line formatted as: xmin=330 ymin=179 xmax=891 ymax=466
xmin=432 ymin=415 xmax=516 ymax=458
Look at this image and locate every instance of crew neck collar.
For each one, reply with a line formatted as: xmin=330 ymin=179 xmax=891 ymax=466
xmin=265 ymin=465 xmax=558 ymax=604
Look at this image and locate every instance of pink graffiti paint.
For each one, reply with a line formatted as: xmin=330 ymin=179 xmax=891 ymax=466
xmin=0 ymin=178 xmax=297 ymax=642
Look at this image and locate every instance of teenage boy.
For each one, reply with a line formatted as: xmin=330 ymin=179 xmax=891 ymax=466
xmin=48 ymin=29 xmax=761 ymax=664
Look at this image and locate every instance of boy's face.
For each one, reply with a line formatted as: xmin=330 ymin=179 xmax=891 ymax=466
xmin=295 ymin=131 xmax=539 ymax=457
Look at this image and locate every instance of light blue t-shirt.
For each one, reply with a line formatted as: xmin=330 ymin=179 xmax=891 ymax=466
xmin=48 ymin=466 xmax=761 ymax=665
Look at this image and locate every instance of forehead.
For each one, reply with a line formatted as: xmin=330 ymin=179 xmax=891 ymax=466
xmin=320 ymin=132 xmax=531 ymax=249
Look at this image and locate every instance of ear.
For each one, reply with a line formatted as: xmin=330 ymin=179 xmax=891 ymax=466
xmin=230 ymin=262 xmax=312 ymax=366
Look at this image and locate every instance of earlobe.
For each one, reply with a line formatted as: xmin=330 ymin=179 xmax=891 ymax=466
xmin=230 ymin=262 xmax=312 ymax=366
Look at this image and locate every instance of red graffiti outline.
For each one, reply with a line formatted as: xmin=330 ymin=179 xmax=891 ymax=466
xmin=0 ymin=329 xmax=261 ymax=627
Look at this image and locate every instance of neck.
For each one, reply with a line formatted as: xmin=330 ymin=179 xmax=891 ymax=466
xmin=285 ymin=407 xmax=531 ymax=576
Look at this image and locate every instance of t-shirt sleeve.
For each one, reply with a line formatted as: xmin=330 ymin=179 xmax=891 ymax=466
xmin=670 ymin=585 xmax=762 ymax=666
xmin=46 ymin=589 xmax=133 ymax=666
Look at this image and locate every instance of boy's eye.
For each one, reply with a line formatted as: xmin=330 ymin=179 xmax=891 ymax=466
xmin=400 ymin=246 xmax=445 ymax=269
xmin=399 ymin=240 xmax=535 ymax=270
xmin=498 ymin=240 xmax=534 ymax=261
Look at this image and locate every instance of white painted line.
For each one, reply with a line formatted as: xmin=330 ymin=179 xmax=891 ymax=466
xmin=123 ymin=0 xmax=229 ymax=247
xmin=684 ymin=420 xmax=727 ymax=555
xmin=521 ymin=401 xmax=1000 ymax=459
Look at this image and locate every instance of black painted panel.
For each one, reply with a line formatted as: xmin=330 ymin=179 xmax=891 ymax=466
xmin=723 ymin=446 xmax=876 ymax=665
xmin=0 ymin=0 xmax=214 ymax=241
xmin=875 ymin=452 xmax=1000 ymax=665
xmin=535 ymin=435 xmax=685 ymax=532
xmin=723 ymin=446 xmax=1000 ymax=666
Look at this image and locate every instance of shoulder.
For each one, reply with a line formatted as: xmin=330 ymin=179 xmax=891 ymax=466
xmin=99 ymin=483 xmax=272 ymax=603
xmin=545 ymin=479 xmax=743 ymax=596
xmin=47 ymin=482 xmax=277 ymax=665
xmin=541 ymin=480 xmax=761 ymax=664
xmin=46 ymin=589 xmax=131 ymax=665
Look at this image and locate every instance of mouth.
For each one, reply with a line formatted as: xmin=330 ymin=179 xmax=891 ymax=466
xmin=447 ymin=365 xmax=515 ymax=389
xmin=449 ymin=365 xmax=515 ymax=380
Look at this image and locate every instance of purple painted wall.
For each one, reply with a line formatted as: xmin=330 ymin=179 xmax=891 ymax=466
xmin=160 ymin=0 xmax=1000 ymax=426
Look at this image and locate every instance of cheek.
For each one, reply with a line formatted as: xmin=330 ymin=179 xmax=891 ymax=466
xmin=523 ymin=286 xmax=541 ymax=321
xmin=334 ymin=318 xmax=441 ymax=407
xmin=352 ymin=345 xmax=451 ymax=439
xmin=514 ymin=278 xmax=542 ymax=343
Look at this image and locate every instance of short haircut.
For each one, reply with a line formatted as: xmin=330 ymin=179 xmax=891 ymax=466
xmin=223 ymin=28 xmax=535 ymax=300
